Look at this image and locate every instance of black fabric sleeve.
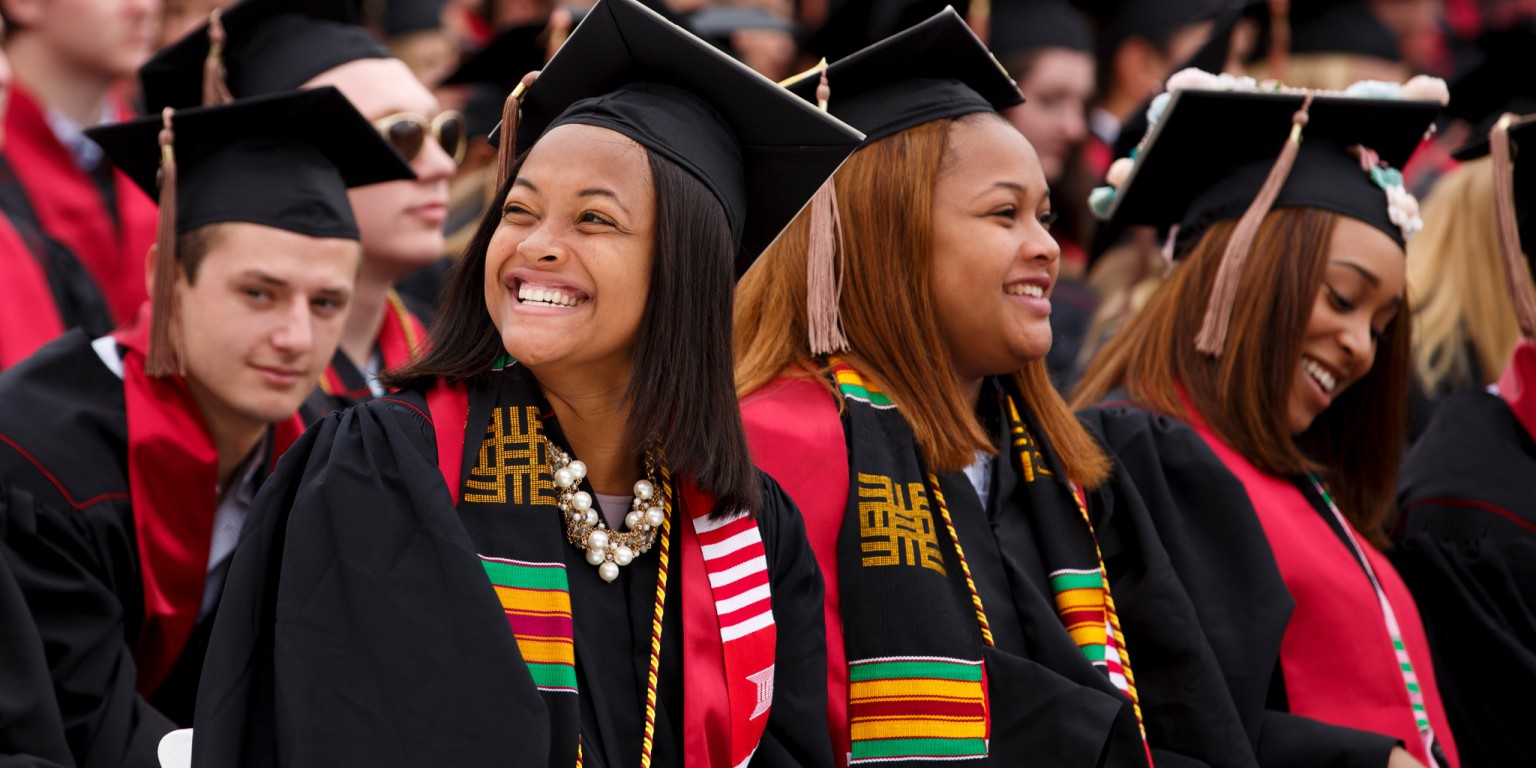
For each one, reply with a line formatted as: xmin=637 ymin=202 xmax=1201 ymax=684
xmin=1255 ymin=712 xmax=1398 ymax=768
xmin=750 ymin=472 xmax=834 ymax=768
xmin=0 ymin=470 xmax=174 ymax=768
xmin=0 ymin=542 xmax=72 ymax=768
xmin=192 ymin=400 xmax=555 ymax=768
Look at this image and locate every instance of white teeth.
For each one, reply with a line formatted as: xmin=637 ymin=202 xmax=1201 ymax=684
xmin=1006 ymin=284 xmax=1045 ymax=299
xmin=517 ymin=283 xmax=584 ymax=307
xmin=1303 ymin=357 xmax=1338 ymax=394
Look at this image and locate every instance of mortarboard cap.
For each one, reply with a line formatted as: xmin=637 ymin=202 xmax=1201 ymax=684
xmin=1080 ymin=0 xmax=1224 ymax=53
xmin=1104 ymin=88 xmax=1438 ymax=252
xmin=365 ymin=0 xmax=446 ymax=38
xmin=140 ymin=0 xmax=390 ymax=114
xmin=990 ymin=0 xmax=1093 ymax=56
xmin=1447 ymin=31 xmax=1536 ymax=159
xmin=1458 ymin=116 xmax=1536 ymax=257
xmin=87 ymin=87 xmax=414 ymax=239
xmin=784 ymin=8 xmax=1023 ymax=143
xmin=508 ymin=0 xmax=864 ymax=275
xmin=442 ymin=22 xmax=547 ymax=138
xmin=1290 ymin=1 xmax=1400 ymax=61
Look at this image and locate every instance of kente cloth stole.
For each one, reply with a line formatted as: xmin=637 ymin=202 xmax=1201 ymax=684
xmin=830 ymin=360 xmax=1146 ymax=766
xmin=424 ymin=363 xmax=776 ymax=768
xmin=113 ymin=305 xmax=304 ymax=695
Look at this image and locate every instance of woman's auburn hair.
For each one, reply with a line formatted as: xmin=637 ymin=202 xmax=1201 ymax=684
xmin=735 ymin=113 xmax=1112 ymax=487
xmin=1409 ymin=156 xmax=1531 ymax=395
xmin=384 ymin=148 xmax=761 ymax=517
xmin=1071 ymin=207 xmax=1413 ymax=547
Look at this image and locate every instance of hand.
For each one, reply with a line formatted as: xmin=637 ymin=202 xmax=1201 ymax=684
xmin=1387 ymin=747 xmax=1427 ymax=768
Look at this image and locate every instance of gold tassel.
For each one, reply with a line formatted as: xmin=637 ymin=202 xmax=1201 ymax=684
xmin=1195 ymin=92 xmax=1313 ymax=357
xmin=1492 ymin=113 xmax=1536 ymax=340
xmin=202 ymin=8 xmax=233 ymax=107
xmin=805 ymin=62 xmax=849 ymax=355
xmin=146 ymin=108 xmax=183 ymax=377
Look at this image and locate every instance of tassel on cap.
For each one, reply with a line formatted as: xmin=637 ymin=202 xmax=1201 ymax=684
xmin=806 ymin=62 xmax=849 ymax=355
xmin=202 ymin=9 xmax=233 ymax=107
xmin=1267 ymin=0 xmax=1290 ymax=84
xmin=1492 ymin=113 xmax=1536 ymax=340
xmin=496 ymin=71 xmax=539 ymax=191
xmin=1195 ymin=91 xmax=1314 ymax=356
xmin=147 ymin=108 xmax=183 ymax=377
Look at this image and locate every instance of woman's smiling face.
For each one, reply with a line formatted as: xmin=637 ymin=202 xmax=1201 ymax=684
xmin=483 ymin=124 xmax=657 ymax=380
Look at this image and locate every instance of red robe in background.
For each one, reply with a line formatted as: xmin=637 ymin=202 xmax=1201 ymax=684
xmin=3 ymin=86 xmax=156 ymax=324
xmin=0 ymin=215 xmax=63 ymax=369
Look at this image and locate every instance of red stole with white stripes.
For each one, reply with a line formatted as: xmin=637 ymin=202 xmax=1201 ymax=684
xmin=424 ymin=374 xmax=776 ymax=768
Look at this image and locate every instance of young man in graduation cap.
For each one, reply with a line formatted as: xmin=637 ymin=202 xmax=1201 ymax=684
xmin=141 ymin=0 xmax=462 ymax=417
xmin=0 ymin=87 xmax=412 ymax=768
xmin=0 ymin=0 xmax=159 ymax=325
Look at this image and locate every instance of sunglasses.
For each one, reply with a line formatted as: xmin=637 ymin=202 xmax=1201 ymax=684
xmin=373 ymin=110 xmax=467 ymax=166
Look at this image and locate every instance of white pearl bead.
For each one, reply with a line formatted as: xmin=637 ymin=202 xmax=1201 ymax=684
xmin=572 ymin=491 xmax=593 ymax=512
xmin=598 ymin=561 xmax=620 ymax=582
xmin=613 ymin=545 xmax=634 ymax=566
xmin=568 ymin=460 xmax=587 ymax=480
xmin=586 ymin=548 xmax=606 ymax=566
xmin=624 ymin=511 xmax=641 ymax=529
xmin=554 ymin=467 xmax=575 ymax=489
xmin=588 ymin=530 xmax=609 ymax=551
xmin=634 ymin=479 xmax=655 ymax=501
xmin=569 ymin=510 xmax=584 ymax=522
xmin=584 ymin=510 xmax=598 ymax=526
xmin=644 ymin=507 xmax=665 ymax=527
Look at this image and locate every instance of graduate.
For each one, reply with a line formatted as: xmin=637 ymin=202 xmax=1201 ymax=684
xmin=0 ymin=0 xmax=159 ymax=326
xmin=141 ymin=0 xmax=462 ymax=416
xmin=0 ymin=87 xmax=411 ymax=768
xmin=189 ymin=1 xmax=862 ymax=766
xmin=1072 ymin=71 xmax=1458 ymax=767
xmin=736 ymin=12 xmax=1260 ymax=768
xmin=1394 ymin=112 xmax=1536 ymax=767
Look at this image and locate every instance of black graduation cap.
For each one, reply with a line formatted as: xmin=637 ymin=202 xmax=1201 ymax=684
xmin=1104 ymin=88 xmax=1440 ymax=252
xmin=1290 ymin=1 xmax=1400 ymax=61
xmin=1108 ymin=0 xmax=1262 ymax=161
xmin=688 ymin=4 xmax=796 ymax=44
xmin=1080 ymin=0 xmax=1224 ymax=53
xmin=802 ymin=0 xmax=980 ymax=62
xmin=784 ymin=8 xmax=1023 ymax=143
xmin=140 ymin=0 xmax=390 ymax=114
xmin=442 ymin=22 xmax=546 ymax=138
xmin=1447 ymin=30 xmax=1536 ymax=158
xmin=990 ymin=0 xmax=1093 ymax=56
xmin=87 ymin=87 xmax=414 ymax=239
xmin=1458 ymin=116 xmax=1536 ymax=257
xmin=364 ymin=0 xmax=446 ymax=38
xmin=509 ymin=0 xmax=864 ymax=274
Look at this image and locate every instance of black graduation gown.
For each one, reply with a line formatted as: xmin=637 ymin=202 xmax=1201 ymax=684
xmin=192 ymin=390 xmax=831 ymax=768
xmin=1394 ymin=389 xmax=1536 ymax=768
xmin=1079 ymin=405 xmax=1403 ymax=768
xmin=0 ymin=332 xmax=221 ymax=768
xmin=945 ymin=394 xmax=1256 ymax=768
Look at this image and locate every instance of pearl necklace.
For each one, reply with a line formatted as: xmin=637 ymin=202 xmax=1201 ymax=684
xmin=548 ymin=439 xmax=667 ymax=582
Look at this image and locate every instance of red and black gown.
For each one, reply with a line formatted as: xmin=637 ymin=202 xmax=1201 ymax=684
xmin=1395 ymin=339 xmax=1536 ymax=767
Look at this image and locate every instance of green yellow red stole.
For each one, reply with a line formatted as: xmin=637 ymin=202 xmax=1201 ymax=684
xmin=830 ymin=359 xmax=1146 ymax=766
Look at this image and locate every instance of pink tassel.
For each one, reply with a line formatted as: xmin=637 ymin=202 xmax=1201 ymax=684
xmin=805 ymin=64 xmax=849 ymax=355
xmin=1492 ymin=113 xmax=1536 ymax=340
xmin=147 ymin=108 xmax=183 ymax=377
xmin=1195 ymin=93 xmax=1313 ymax=356
xmin=202 ymin=9 xmax=233 ymax=107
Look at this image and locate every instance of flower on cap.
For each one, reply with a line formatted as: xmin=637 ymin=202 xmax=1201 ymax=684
xmin=1165 ymin=67 xmax=1222 ymax=93
xmin=1400 ymin=74 xmax=1450 ymax=105
xmin=1105 ymin=157 xmax=1135 ymax=189
xmin=1343 ymin=80 xmax=1402 ymax=100
xmin=1385 ymin=184 xmax=1423 ymax=239
xmin=1088 ymin=185 xmax=1117 ymax=220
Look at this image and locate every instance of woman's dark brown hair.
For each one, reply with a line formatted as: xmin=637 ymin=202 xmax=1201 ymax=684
xmin=1071 ymin=207 xmax=1413 ymax=546
xmin=735 ymin=112 xmax=1111 ymax=487
xmin=386 ymin=148 xmax=760 ymax=516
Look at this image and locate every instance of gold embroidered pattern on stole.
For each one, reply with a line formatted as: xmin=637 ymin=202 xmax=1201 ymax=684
xmin=1010 ymin=422 xmax=1054 ymax=484
xmin=856 ymin=472 xmax=946 ymax=574
xmin=464 ymin=406 xmax=556 ymax=506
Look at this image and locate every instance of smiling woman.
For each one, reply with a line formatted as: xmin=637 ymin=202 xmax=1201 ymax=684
xmin=1072 ymin=76 xmax=1458 ymax=768
xmin=186 ymin=2 xmax=863 ymax=767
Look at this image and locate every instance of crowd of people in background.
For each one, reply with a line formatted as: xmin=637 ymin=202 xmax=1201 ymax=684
xmin=0 ymin=0 xmax=1534 ymax=766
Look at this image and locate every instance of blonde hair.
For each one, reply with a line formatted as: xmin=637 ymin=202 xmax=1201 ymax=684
xmin=1409 ymin=157 xmax=1534 ymax=394
xmin=735 ymin=114 xmax=1112 ymax=487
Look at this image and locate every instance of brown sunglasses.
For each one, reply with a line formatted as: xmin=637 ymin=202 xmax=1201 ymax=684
xmin=373 ymin=110 xmax=467 ymax=166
